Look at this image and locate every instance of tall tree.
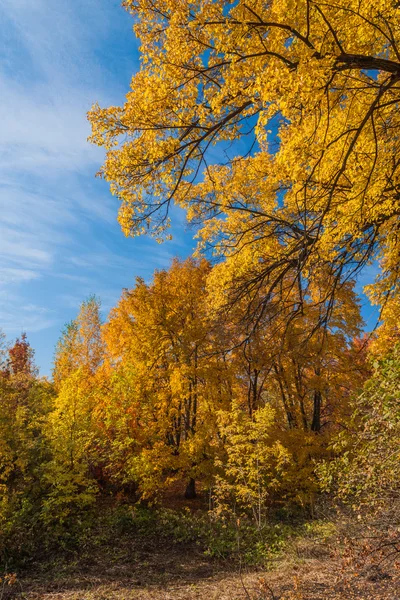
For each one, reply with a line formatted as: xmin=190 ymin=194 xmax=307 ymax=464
xmin=7 ymin=333 xmax=36 ymax=378
xmin=44 ymin=297 xmax=105 ymax=526
xmin=89 ymin=0 xmax=400 ymax=327
xmin=103 ymin=258 xmax=231 ymax=498
xmin=53 ymin=296 xmax=104 ymax=386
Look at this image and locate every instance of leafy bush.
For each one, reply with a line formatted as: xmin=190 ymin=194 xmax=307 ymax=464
xmin=320 ymin=344 xmax=400 ymax=508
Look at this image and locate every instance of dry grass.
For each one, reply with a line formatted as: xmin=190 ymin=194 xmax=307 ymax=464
xmin=16 ymin=555 xmax=400 ymax=600
xmin=3 ymin=510 xmax=399 ymax=600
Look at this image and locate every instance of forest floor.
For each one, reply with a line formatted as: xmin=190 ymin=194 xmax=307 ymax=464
xmin=9 ymin=532 xmax=398 ymax=599
xmin=4 ymin=499 xmax=400 ymax=600
xmin=17 ymin=544 xmax=399 ymax=600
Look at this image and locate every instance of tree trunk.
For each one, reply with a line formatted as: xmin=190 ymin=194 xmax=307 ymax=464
xmin=184 ymin=477 xmax=196 ymax=499
xmin=311 ymin=390 xmax=322 ymax=432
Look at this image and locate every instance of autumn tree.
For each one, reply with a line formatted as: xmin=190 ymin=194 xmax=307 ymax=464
xmin=103 ymin=258 xmax=231 ymax=498
xmin=89 ymin=0 xmax=400 ymax=330
xmin=368 ymin=294 xmax=400 ymax=357
xmin=0 ymin=333 xmax=54 ymax=562
xmin=45 ymin=297 xmax=105 ymax=527
xmin=213 ymin=270 xmax=367 ymax=511
xmin=7 ymin=333 xmax=36 ymax=378
xmin=0 ymin=333 xmax=43 ymax=489
xmin=53 ymin=296 xmax=104 ymax=386
xmin=0 ymin=333 xmax=39 ymax=415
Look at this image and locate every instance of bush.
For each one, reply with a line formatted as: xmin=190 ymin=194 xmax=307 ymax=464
xmin=320 ymin=344 xmax=400 ymax=509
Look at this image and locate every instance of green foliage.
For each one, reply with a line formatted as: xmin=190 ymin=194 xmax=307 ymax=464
xmin=0 ymin=372 xmax=55 ymax=565
xmin=101 ymin=504 xmax=297 ymax=565
xmin=320 ymin=344 xmax=400 ymax=508
xmin=214 ymin=405 xmax=290 ymax=526
xmin=214 ymin=405 xmax=330 ymax=526
xmin=42 ymin=369 xmax=99 ymax=531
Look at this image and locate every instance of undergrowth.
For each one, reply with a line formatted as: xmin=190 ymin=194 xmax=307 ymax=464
xmin=2 ymin=500 xmax=337 ymax=579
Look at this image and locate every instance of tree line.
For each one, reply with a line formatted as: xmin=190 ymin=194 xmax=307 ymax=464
xmin=1 ymin=0 xmax=400 ymax=566
xmin=1 ymin=257 xmax=398 ymax=563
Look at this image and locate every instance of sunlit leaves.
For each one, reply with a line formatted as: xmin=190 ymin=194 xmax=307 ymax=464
xmin=89 ymin=0 xmax=400 ymax=323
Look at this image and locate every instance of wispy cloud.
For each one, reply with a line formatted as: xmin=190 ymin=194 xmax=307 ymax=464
xmin=0 ymin=2 xmax=130 ymax=340
xmin=0 ymin=1 xmax=194 ymax=374
xmin=0 ymin=268 xmax=40 ymax=285
xmin=0 ymin=290 xmax=56 ymax=334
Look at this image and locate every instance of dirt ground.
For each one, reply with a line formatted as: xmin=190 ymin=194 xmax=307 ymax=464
xmin=10 ymin=534 xmax=399 ymax=600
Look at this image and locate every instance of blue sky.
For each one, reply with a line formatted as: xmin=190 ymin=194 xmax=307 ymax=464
xmin=0 ymin=0 xmax=379 ymax=376
xmin=0 ymin=0 xmax=196 ymax=375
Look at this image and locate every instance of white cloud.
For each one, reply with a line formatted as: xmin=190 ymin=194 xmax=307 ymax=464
xmin=0 ymin=2 xmax=115 ymax=335
xmin=0 ymin=268 xmax=40 ymax=285
xmin=0 ymin=0 xmax=191 ymax=371
xmin=0 ymin=290 xmax=55 ymax=334
xmin=0 ymin=0 xmax=134 ymax=311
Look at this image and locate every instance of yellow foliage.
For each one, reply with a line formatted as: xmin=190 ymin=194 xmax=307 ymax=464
xmin=102 ymin=258 xmax=232 ymax=497
xmin=89 ymin=0 xmax=400 ymax=326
